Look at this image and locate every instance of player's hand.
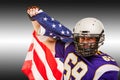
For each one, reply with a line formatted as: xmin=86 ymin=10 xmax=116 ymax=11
xmin=27 ymin=6 xmax=40 ymax=17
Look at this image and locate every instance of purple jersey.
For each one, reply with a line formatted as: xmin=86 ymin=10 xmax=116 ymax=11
xmin=55 ymin=41 xmax=120 ymax=80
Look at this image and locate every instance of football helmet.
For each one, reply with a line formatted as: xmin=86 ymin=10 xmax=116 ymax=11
xmin=73 ymin=17 xmax=105 ymax=57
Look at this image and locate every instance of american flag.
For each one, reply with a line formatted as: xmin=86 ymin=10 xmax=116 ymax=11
xmin=32 ymin=10 xmax=73 ymax=43
xmin=21 ymin=10 xmax=73 ymax=80
xmin=21 ymin=31 xmax=63 ymax=80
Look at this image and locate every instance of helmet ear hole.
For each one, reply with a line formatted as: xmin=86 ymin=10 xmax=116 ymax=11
xmin=98 ymin=34 xmax=105 ymax=46
xmin=99 ymin=34 xmax=105 ymax=42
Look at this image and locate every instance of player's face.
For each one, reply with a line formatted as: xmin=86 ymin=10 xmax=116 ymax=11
xmin=79 ymin=37 xmax=96 ymax=49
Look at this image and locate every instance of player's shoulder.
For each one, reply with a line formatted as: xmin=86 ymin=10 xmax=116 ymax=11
xmin=96 ymin=51 xmax=119 ymax=66
xmin=93 ymin=51 xmax=120 ymax=77
xmin=97 ymin=51 xmax=115 ymax=61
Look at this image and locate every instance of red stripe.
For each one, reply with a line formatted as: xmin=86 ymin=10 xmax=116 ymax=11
xmin=33 ymin=49 xmax=48 ymax=80
xmin=21 ymin=60 xmax=35 ymax=80
xmin=33 ymin=31 xmax=62 ymax=80
xmin=28 ymin=43 xmax=34 ymax=52
xmin=44 ymin=44 xmax=62 ymax=80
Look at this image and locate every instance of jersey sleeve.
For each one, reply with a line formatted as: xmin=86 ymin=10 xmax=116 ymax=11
xmin=32 ymin=10 xmax=73 ymax=43
xmin=55 ymin=40 xmax=65 ymax=59
xmin=93 ymin=61 xmax=120 ymax=80
xmin=99 ymin=71 xmax=119 ymax=80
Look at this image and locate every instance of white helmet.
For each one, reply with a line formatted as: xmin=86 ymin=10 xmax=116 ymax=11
xmin=73 ymin=17 xmax=105 ymax=57
xmin=74 ymin=17 xmax=104 ymax=34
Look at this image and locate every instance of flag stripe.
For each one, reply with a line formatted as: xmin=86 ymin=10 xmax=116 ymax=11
xmin=28 ymin=43 xmax=34 ymax=52
xmin=22 ymin=31 xmax=62 ymax=80
xmin=21 ymin=60 xmax=35 ymax=80
xmin=43 ymin=44 xmax=62 ymax=80
xmin=33 ymin=49 xmax=48 ymax=80
xmin=33 ymin=36 xmax=56 ymax=80
xmin=31 ymin=60 xmax=44 ymax=80
xmin=33 ymin=31 xmax=62 ymax=80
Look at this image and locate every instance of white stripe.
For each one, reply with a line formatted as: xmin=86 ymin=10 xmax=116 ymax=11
xmin=24 ymin=36 xmax=63 ymax=79
xmin=25 ymin=52 xmax=33 ymax=61
xmin=93 ymin=64 xmax=120 ymax=80
xmin=24 ymin=49 xmax=44 ymax=80
xmin=33 ymin=37 xmax=56 ymax=80
xmin=31 ymin=60 xmax=44 ymax=80
xmin=25 ymin=39 xmax=34 ymax=61
xmin=24 ymin=43 xmax=44 ymax=80
xmin=56 ymin=58 xmax=63 ymax=80
xmin=56 ymin=58 xmax=63 ymax=73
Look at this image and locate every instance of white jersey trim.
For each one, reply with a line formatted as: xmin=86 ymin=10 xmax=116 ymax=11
xmin=93 ymin=64 xmax=120 ymax=80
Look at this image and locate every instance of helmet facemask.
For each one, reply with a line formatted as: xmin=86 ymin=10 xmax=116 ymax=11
xmin=73 ymin=31 xmax=104 ymax=57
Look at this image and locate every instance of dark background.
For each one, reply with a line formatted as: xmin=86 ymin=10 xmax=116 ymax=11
xmin=0 ymin=0 xmax=120 ymax=80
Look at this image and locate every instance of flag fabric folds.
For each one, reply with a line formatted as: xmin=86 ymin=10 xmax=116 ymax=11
xmin=21 ymin=31 xmax=63 ymax=80
xmin=32 ymin=10 xmax=73 ymax=43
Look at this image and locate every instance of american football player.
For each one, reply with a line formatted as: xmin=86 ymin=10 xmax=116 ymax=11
xmin=25 ymin=6 xmax=120 ymax=80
